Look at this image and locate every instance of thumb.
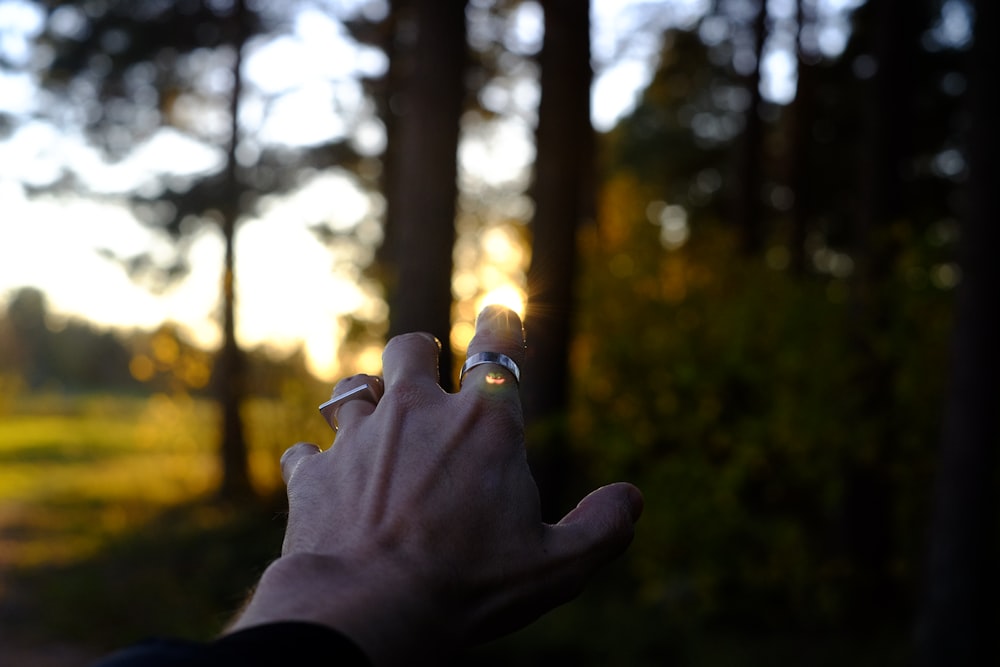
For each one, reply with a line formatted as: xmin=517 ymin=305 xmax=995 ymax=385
xmin=548 ymin=482 xmax=644 ymax=577
xmin=280 ymin=441 xmax=322 ymax=485
xmin=469 ymin=483 xmax=643 ymax=645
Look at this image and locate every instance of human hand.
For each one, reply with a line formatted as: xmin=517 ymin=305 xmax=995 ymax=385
xmin=228 ymin=306 xmax=643 ymax=664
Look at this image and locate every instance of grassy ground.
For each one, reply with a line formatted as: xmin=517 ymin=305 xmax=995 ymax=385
xmin=0 ymin=392 xmax=314 ymax=662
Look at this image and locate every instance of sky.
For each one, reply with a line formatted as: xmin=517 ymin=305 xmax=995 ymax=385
xmin=0 ymin=0 xmax=862 ymax=380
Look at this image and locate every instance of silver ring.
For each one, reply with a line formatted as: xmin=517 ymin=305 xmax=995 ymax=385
xmin=318 ymin=383 xmax=379 ymax=430
xmin=459 ymin=351 xmax=521 ymax=387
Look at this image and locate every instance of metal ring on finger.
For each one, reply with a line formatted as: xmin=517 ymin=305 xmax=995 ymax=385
xmin=459 ymin=351 xmax=521 ymax=388
xmin=318 ymin=383 xmax=379 ymax=430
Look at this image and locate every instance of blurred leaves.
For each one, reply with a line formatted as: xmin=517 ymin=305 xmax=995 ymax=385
xmin=564 ymin=211 xmax=953 ymax=650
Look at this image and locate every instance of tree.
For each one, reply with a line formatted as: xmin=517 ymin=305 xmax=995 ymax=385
xmin=0 ymin=287 xmax=138 ymax=392
xmin=23 ymin=1 xmax=270 ymax=498
xmin=215 ymin=0 xmax=253 ymax=500
xmin=837 ymin=0 xmax=943 ymax=625
xmin=0 ymin=287 xmax=51 ymax=388
xmin=916 ymin=0 xmax=1000 ymax=663
xmin=732 ymin=0 xmax=769 ymax=255
xmin=573 ymin=0 xmax=964 ymax=650
xmin=786 ymin=0 xmax=818 ymax=275
xmin=521 ymin=0 xmax=593 ymax=517
xmin=376 ymin=0 xmax=468 ymax=389
xmin=24 ymin=0 xmax=372 ymax=499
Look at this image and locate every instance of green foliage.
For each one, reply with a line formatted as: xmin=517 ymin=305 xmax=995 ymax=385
xmin=563 ymin=212 xmax=953 ymax=657
xmin=550 ymin=4 xmax=968 ymax=656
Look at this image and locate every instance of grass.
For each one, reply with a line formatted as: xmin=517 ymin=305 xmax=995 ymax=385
xmin=0 ymin=392 xmax=304 ymax=654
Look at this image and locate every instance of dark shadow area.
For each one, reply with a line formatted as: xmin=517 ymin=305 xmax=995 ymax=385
xmin=464 ymin=555 xmax=915 ymax=667
xmin=1 ymin=493 xmax=287 ymax=655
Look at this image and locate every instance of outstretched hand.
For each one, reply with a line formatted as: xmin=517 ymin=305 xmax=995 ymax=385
xmin=227 ymin=306 xmax=643 ymax=665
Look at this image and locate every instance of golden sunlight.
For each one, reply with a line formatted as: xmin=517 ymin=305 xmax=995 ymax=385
xmin=448 ymin=283 xmax=525 ymax=353
xmin=477 ymin=283 xmax=526 ymax=318
xmin=481 ymin=226 xmax=524 ymax=267
xmin=450 ymin=320 xmax=476 ymax=353
xmin=355 ymin=344 xmax=384 ymax=375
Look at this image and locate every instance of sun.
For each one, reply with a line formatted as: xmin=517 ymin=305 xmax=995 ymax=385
xmin=476 ymin=284 xmax=525 ymax=318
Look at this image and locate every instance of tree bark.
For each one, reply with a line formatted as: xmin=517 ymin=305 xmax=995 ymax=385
xmin=217 ymin=0 xmax=253 ymax=501
xmin=522 ymin=0 xmax=594 ymax=518
xmin=380 ymin=0 xmax=468 ymax=389
xmin=788 ymin=0 xmax=815 ymax=275
xmin=839 ymin=0 xmax=918 ymax=624
xmin=734 ymin=0 xmax=768 ymax=255
xmin=915 ymin=0 xmax=1000 ymax=663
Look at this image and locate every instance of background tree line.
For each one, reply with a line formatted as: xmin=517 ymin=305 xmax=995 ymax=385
xmin=0 ymin=286 xmax=321 ymax=399
xmin=0 ymin=0 xmax=996 ymax=663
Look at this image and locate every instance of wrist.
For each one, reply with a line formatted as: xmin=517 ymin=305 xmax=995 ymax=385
xmin=226 ymin=552 xmax=443 ymax=665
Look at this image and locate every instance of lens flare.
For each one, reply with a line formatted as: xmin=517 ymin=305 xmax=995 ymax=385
xmin=477 ymin=284 xmax=525 ymax=318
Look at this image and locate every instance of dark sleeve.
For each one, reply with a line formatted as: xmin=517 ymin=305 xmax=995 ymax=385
xmin=90 ymin=621 xmax=372 ymax=667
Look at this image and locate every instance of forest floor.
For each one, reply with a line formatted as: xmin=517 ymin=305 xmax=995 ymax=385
xmin=0 ymin=394 xmax=286 ymax=666
xmin=0 ymin=501 xmax=101 ymax=666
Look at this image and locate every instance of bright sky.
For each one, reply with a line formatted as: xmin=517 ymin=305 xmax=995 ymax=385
xmin=0 ymin=0 xmax=863 ymax=380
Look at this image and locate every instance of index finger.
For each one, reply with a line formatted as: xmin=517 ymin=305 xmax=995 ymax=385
xmin=460 ymin=305 xmax=526 ymax=392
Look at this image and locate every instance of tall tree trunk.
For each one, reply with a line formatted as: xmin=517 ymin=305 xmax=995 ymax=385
xmin=217 ymin=0 xmax=253 ymax=501
xmin=788 ymin=0 xmax=815 ymax=276
xmin=915 ymin=0 xmax=1000 ymax=663
xmin=380 ymin=0 xmax=467 ymax=389
xmin=841 ymin=0 xmax=916 ymax=626
xmin=522 ymin=0 xmax=593 ymax=519
xmin=734 ymin=0 xmax=768 ymax=255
